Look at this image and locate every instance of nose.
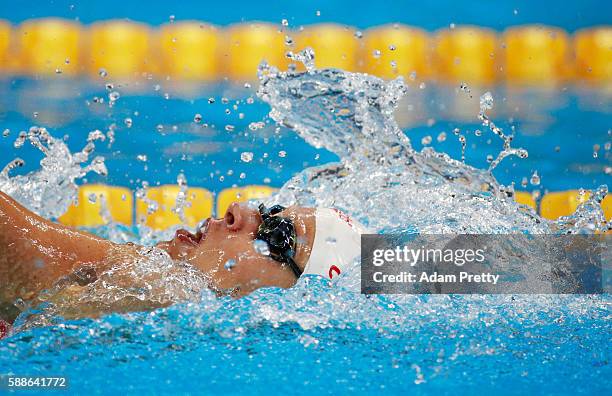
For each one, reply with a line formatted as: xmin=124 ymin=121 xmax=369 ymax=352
xmin=223 ymin=201 xmax=261 ymax=232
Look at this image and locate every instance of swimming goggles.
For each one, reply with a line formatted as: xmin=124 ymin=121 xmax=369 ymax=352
xmin=256 ymin=203 xmax=302 ymax=278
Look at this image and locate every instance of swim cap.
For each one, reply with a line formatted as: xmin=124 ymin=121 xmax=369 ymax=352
xmin=302 ymin=208 xmax=368 ymax=279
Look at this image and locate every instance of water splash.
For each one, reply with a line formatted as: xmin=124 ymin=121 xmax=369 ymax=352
xmin=257 ymin=61 xmax=608 ymax=235
xmin=0 ymin=126 xmax=107 ymax=219
xmin=2 ymin=55 xmax=609 ymax=357
xmin=0 ymin=57 xmax=610 ymax=393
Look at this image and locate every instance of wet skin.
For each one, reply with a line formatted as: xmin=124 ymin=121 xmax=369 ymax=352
xmin=0 ymin=191 xmax=315 ymax=319
xmin=156 ymin=202 xmax=315 ymax=296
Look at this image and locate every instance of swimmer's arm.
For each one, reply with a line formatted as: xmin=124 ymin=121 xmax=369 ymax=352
xmin=0 ymin=191 xmax=125 ymax=302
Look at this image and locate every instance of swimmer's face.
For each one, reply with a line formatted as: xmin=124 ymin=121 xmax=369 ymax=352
xmin=157 ymin=202 xmax=315 ymax=297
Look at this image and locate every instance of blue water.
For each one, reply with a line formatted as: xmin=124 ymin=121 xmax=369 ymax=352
xmin=0 ymin=79 xmax=609 ymax=195
xmin=1 ymin=75 xmax=611 ymax=395
xmin=0 ymin=0 xmax=610 ymax=32
xmin=1 ymin=293 xmax=610 ymax=395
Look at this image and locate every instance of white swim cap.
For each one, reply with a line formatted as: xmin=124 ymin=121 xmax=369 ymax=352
xmin=302 ymin=208 xmax=368 ymax=279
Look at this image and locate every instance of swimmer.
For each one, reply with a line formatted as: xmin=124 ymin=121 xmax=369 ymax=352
xmin=0 ymin=190 xmax=366 ymax=325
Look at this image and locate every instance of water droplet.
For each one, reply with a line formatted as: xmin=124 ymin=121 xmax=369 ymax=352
xmin=315 ymin=10 xmax=321 ymax=16
xmin=109 ymin=91 xmax=120 ymax=102
xmin=14 ymin=131 xmax=26 ymax=148
xmin=156 ymin=124 xmax=164 ymax=132
xmin=249 ymin=121 xmax=265 ymax=131
xmin=2 ymin=129 xmax=9 ymax=137
xmin=421 ymin=135 xmax=432 ymax=145
xmin=225 ymin=125 xmax=235 ymax=132
xmin=281 ymin=19 xmax=289 ymax=27
xmin=480 ymin=92 xmax=494 ymax=111
xmin=436 ymin=132 xmax=446 ymax=142
xmin=474 ymin=129 xmax=482 ymax=136
xmin=223 ymin=259 xmax=236 ymax=271
xmin=354 ymin=31 xmax=363 ymax=39
xmin=419 ymin=82 xmax=426 ymax=89
xmin=88 ymin=193 xmax=97 ymax=203
xmin=87 ymin=129 xmax=105 ymax=142
xmin=137 ymin=154 xmax=147 ymax=162
xmin=521 ymin=177 xmax=528 ymax=187
xmin=409 ymin=71 xmax=417 ymax=81
xmin=530 ymin=171 xmax=540 ymax=186
xmin=98 ymin=68 xmax=108 ymax=77
xmin=372 ymin=49 xmax=381 ymax=59
xmin=253 ymin=240 xmax=270 ymax=256
xmin=169 ymin=15 xmax=175 ymax=23
xmin=124 ymin=118 xmax=133 ymax=128
xmin=194 ymin=113 xmax=202 ymax=123
xmin=55 ymin=68 xmax=62 ymax=74
xmin=278 ymin=150 xmax=287 ymax=158
xmin=208 ymin=97 xmax=215 ymax=104
xmin=389 ymin=44 xmax=396 ymax=51
xmin=241 ymin=152 xmax=254 ymax=163
xmin=239 ymin=172 xmax=246 ymax=179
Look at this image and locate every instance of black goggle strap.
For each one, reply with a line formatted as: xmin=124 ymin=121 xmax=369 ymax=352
xmin=285 ymin=256 xmax=302 ymax=278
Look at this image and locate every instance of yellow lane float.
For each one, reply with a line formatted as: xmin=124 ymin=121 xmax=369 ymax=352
xmin=433 ymin=26 xmax=498 ymax=86
xmin=502 ymin=25 xmax=571 ymax=86
xmin=540 ymin=190 xmax=611 ymax=220
xmin=87 ymin=20 xmax=154 ymax=79
xmin=513 ymin=191 xmax=537 ymax=209
xmin=16 ymin=18 xmax=81 ymax=77
xmin=216 ymin=185 xmax=278 ymax=216
xmin=224 ymin=23 xmax=287 ymax=81
xmin=58 ymin=184 xmax=133 ymax=227
xmin=574 ymin=26 xmax=612 ymax=85
xmin=295 ymin=24 xmax=359 ymax=71
xmin=0 ymin=20 xmax=11 ymax=73
xmin=362 ymin=24 xmax=429 ymax=80
xmin=159 ymin=22 xmax=220 ymax=81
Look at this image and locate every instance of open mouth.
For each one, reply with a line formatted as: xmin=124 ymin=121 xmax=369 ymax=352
xmin=175 ymin=218 xmax=210 ymax=246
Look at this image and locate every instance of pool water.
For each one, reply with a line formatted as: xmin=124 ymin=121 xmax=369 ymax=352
xmin=0 ymin=78 xmax=609 ymax=195
xmin=0 ymin=65 xmax=610 ymax=396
